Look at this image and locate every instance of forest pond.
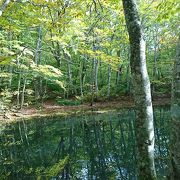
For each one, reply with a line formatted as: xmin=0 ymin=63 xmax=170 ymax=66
xmin=0 ymin=106 xmax=170 ymax=180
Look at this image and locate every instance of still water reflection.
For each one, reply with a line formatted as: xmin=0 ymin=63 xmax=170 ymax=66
xmin=0 ymin=107 xmax=170 ymax=180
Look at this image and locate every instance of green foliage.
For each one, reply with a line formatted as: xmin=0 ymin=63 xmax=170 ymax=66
xmin=0 ymin=0 xmax=178 ymax=109
xmin=0 ymin=89 xmax=12 ymax=112
xmin=31 ymin=64 xmax=65 ymax=89
xmin=0 ymin=55 xmax=15 ymax=65
xmin=156 ymin=0 xmax=180 ymax=21
xmin=56 ymin=98 xmax=81 ymax=106
xmin=45 ymin=156 xmax=69 ymax=177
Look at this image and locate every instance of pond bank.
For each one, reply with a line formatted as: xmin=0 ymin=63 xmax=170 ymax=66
xmin=0 ymin=95 xmax=170 ymax=123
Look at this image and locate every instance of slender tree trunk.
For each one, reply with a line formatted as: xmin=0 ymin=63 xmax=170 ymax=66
xmin=126 ymin=47 xmax=131 ymax=95
xmin=34 ymin=27 xmax=42 ymax=102
xmin=20 ymin=76 xmax=27 ymax=109
xmin=50 ymin=41 xmax=61 ymax=67
xmin=170 ymin=34 xmax=180 ymax=180
xmin=17 ymin=73 xmax=21 ymax=107
xmin=94 ymin=58 xmax=99 ymax=94
xmin=80 ymin=58 xmax=86 ymax=99
xmin=107 ymin=65 xmax=111 ymax=98
xmin=67 ymin=57 xmax=73 ymax=97
xmin=80 ymin=62 xmax=83 ymax=98
xmin=116 ymin=64 xmax=122 ymax=85
xmin=122 ymin=0 xmax=156 ymax=179
xmin=35 ymin=27 xmax=42 ymax=65
xmin=126 ymin=64 xmax=131 ymax=95
xmin=153 ymin=42 xmax=159 ymax=79
xmin=62 ymin=50 xmax=73 ymax=97
xmin=8 ymin=32 xmax=13 ymax=88
xmin=92 ymin=39 xmax=99 ymax=95
xmin=152 ymin=28 xmax=159 ymax=94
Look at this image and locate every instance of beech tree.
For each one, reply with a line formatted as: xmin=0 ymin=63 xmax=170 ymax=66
xmin=170 ymin=34 xmax=180 ymax=179
xmin=122 ymin=0 xmax=156 ymax=179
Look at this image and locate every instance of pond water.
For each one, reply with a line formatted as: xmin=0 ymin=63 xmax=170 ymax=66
xmin=0 ymin=106 xmax=170 ymax=180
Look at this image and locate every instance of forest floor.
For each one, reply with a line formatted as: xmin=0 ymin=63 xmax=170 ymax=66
xmin=0 ymin=94 xmax=170 ymax=123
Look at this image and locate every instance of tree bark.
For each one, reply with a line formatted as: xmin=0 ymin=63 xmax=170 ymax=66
xmin=20 ymin=76 xmax=27 ymax=109
xmin=79 ymin=58 xmax=86 ymax=99
xmin=94 ymin=58 xmax=99 ymax=94
xmin=170 ymin=34 xmax=180 ymax=180
xmin=0 ymin=0 xmax=10 ymax=16
xmin=122 ymin=0 xmax=156 ymax=179
xmin=34 ymin=27 xmax=43 ymax=102
xmin=67 ymin=56 xmax=73 ymax=97
xmin=107 ymin=64 xmax=111 ymax=98
xmin=34 ymin=27 xmax=42 ymax=65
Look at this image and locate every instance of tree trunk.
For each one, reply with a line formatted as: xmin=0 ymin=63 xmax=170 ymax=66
xmin=17 ymin=71 xmax=22 ymax=107
xmin=34 ymin=27 xmax=42 ymax=65
xmin=34 ymin=27 xmax=42 ymax=101
xmin=94 ymin=58 xmax=99 ymax=94
xmin=0 ymin=0 xmax=10 ymax=16
xmin=126 ymin=47 xmax=131 ymax=95
xmin=67 ymin=56 xmax=73 ymax=97
xmin=116 ymin=64 xmax=122 ymax=85
xmin=122 ymin=0 xmax=156 ymax=179
xmin=79 ymin=58 xmax=86 ymax=99
xmin=107 ymin=64 xmax=111 ymax=98
xmin=20 ymin=76 xmax=27 ymax=109
xmin=170 ymin=34 xmax=180 ymax=180
xmin=152 ymin=27 xmax=160 ymax=94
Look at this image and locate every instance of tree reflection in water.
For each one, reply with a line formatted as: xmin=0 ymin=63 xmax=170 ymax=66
xmin=0 ymin=106 xmax=170 ymax=179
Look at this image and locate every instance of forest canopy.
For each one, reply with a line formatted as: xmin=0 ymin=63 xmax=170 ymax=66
xmin=0 ymin=0 xmax=179 ymax=110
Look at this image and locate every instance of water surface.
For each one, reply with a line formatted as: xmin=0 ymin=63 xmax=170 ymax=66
xmin=0 ymin=107 xmax=170 ymax=179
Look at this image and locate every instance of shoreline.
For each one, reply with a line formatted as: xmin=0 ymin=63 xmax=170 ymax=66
xmin=0 ymin=96 xmax=171 ymax=123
